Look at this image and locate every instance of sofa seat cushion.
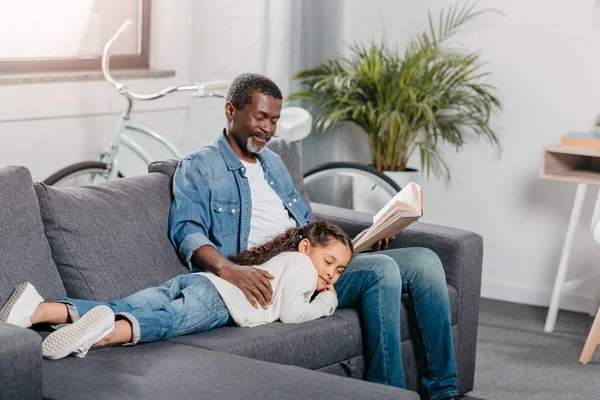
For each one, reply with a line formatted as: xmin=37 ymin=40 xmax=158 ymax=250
xmin=172 ymin=309 xmax=362 ymax=370
xmin=170 ymin=287 xmax=457 ymax=370
xmin=0 ymin=166 xmax=66 ymax=305
xmin=34 ymin=173 xmax=189 ymax=301
xmin=41 ymin=341 xmax=414 ymax=400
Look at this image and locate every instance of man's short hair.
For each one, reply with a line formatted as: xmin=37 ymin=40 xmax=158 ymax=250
xmin=226 ymin=73 xmax=283 ymax=110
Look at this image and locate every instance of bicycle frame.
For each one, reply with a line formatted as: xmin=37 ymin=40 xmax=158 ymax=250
xmin=98 ymin=115 xmax=183 ymax=180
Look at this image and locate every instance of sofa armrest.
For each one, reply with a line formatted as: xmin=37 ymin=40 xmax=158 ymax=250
xmin=0 ymin=322 xmax=42 ymax=399
xmin=312 ymin=202 xmax=483 ymax=394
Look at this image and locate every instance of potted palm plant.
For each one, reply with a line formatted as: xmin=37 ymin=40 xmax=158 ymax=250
xmin=290 ymin=2 xmax=502 ymax=185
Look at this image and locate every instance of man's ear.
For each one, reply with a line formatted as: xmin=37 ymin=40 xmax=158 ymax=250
xmin=298 ymin=238 xmax=310 ymax=254
xmin=225 ymin=102 xmax=235 ymax=121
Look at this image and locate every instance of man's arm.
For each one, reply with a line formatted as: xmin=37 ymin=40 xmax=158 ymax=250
xmin=191 ymin=245 xmax=273 ymax=309
xmin=169 ymin=158 xmax=274 ymax=308
xmin=169 ymin=158 xmax=215 ymax=270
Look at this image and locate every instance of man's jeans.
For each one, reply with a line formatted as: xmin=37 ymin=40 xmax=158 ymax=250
xmin=58 ymin=275 xmax=230 ymax=344
xmin=337 ymin=247 xmax=458 ymax=400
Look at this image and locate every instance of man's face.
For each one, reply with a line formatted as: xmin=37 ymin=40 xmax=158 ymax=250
xmin=226 ymin=91 xmax=282 ymax=156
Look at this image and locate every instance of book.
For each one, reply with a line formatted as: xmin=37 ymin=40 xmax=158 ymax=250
xmin=560 ymin=132 xmax=600 ymax=150
xmin=352 ymin=182 xmax=423 ymax=253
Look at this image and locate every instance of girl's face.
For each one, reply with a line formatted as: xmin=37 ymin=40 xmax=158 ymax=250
xmin=298 ymin=239 xmax=352 ymax=291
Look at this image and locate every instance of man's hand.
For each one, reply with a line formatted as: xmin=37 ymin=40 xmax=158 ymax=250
xmin=370 ymin=236 xmax=396 ymax=252
xmin=220 ymin=264 xmax=274 ymax=309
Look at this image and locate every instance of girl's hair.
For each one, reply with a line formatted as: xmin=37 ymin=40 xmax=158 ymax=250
xmin=229 ymin=221 xmax=353 ymax=266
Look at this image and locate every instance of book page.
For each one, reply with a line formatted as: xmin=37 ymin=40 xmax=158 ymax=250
xmin=353 ymin=182 xmax=423 ymax=253
xmin=353 ymin=216 xmax=420 ymax=252
xmin=373 ymin=182 xmax=421 ymax=223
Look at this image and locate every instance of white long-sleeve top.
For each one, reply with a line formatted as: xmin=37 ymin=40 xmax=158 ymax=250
xmin=196 ymin=252 xmax=338 ymax=327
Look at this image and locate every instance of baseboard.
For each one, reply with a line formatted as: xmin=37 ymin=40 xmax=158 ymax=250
xmin=481 ymin=279 xmax=596 ymax=314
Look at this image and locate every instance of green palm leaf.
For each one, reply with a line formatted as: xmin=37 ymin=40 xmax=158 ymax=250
xmin=290 ymin=1 xmax=502 ymax=179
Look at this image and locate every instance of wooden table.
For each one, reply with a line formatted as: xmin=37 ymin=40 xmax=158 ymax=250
xmin=540 ymin=144 xmax=600 ymax=332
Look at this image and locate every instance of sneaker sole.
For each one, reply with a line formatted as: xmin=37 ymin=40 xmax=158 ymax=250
xmin=42 ymin=305 xmax=114 ymax=360
xmin=0 ymin=282 xmax=30 ymax=322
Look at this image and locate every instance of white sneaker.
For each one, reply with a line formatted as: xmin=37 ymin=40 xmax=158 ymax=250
xmin=42 ymin=305 xmax=115 ymax=360
xmin=0 ymin=282 xmax=44 ymax=328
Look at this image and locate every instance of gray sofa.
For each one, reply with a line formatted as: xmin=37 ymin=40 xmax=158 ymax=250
xmin=0 ymin=139 xmax=482 ymax=400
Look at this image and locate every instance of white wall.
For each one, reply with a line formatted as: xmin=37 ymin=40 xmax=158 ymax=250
xmin=343 ymin=0 xmax=600 ymax=313
xmin=186 ymin=0 xmax=302 ymax=144
xmin=0 ymin=0 xmax=199 ymax=181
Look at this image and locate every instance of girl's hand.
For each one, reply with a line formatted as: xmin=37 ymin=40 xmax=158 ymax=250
xmin=325 ymin=284 xmax=337 ymax=295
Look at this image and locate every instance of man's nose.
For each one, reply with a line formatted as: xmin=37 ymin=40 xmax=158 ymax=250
xmin=261 ymin=120 xmax=276 ymax=135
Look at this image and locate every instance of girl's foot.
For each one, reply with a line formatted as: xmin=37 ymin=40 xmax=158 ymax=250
xmin=0 ymin=282 xmax=44 ymax=328
xmin=42 ymin=305 xmax=115 ymax=360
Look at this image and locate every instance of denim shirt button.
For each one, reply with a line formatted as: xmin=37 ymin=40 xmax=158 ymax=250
xmin=293 ymin=198 xmax=297 ymax=203
xmin=270 ymin=181 xmax=274 ymax=185
xmin=218 ymin=207 xmax=223 ymax=212
xmin=288 ymin=202 xmax=293 ymax=207
xmin=231 ymin=209 xmax=236 ymax=213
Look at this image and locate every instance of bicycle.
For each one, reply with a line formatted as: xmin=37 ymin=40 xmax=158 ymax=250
xmin=43 ymin=20 xmax=228 ymax=186
xmin=43 ymin=21 xmax=400 ymax=215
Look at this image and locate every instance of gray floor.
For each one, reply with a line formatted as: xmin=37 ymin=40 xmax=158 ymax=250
xmin=464 ymin=298 xmax=600 ymax=400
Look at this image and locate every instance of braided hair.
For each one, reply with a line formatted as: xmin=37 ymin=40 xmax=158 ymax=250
xmin=229 ymin=221 xmax=353 ymax=266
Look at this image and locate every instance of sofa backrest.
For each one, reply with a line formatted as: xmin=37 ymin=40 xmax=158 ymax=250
xmin=265 ymin=138 xmax=311 ymax=211
xmin=34 ymin=172 xmax=189 ymax=302
xmin=0 ymin=166 xmax=66 ymax=305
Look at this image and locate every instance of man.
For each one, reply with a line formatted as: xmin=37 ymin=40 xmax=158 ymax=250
xmin=169 ymin=73 xmax=459 ymax=400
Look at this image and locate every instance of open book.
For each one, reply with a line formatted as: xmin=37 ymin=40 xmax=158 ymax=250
xmin=352 ymin=182 xmax=423 ymax=253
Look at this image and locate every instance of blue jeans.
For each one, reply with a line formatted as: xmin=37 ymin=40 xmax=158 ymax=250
xmin=337 ymin=247 xmax=458 ymax=400
xmin=58 ymin=275 xmax=230 ymax=344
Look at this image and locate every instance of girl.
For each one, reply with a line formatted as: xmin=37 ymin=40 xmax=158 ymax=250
xmin=0 ymin=221 xmax=352 ymax=360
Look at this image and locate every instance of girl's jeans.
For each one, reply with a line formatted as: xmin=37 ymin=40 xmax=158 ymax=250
xmin=337 ymin=247 xmax=459 ymax=400
xmin=58 ymin=274 xmax=230 ymax=344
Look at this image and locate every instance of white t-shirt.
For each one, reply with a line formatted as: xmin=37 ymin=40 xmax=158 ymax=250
xmin=240 ymin=159 xmax=296 ymax=249
xmin=197 ymin=252 xmax=338 ymax=327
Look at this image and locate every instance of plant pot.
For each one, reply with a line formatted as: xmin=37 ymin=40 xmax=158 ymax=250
xmin=383 ymin=168 xmax=419 ymax=190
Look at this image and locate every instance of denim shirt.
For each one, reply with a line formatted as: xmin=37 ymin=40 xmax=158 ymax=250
xmin=169 ymin=130 xmax=312 ymax=271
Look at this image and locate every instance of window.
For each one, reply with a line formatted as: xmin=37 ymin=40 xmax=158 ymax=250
xmin=0 ymin=0 xmax=151 ymax=74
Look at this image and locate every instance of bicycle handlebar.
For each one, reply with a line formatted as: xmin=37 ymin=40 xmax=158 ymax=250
xmin=102 ymin=19 xmax=229 ymax=101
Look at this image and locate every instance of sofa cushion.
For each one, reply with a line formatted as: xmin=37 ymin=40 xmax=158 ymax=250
xmin=41 ymin=341 xmax=415 ymax=400
xmin=173 ymin=309 xmax=362 ymax=370
xmin=0 ymin=166 xmax=66 ymax=305
xmin=170 ymin=288 xmax=457 ymax=370
xmin=34 ymin=173 xmax=189 ymax=301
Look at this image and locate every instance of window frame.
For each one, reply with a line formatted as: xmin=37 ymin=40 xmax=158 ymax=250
xmin=0 ymin=0 xmax=151 ymax=74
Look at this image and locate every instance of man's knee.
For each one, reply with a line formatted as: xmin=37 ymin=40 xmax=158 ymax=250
xmin=365 ymin=254 xmax=402 ymax=288
xmin=411 ymin=247 xmax=446 ymax=285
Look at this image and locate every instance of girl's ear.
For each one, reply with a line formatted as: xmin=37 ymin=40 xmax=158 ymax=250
xmin=298 ymin=238 xmax=311 ymax=254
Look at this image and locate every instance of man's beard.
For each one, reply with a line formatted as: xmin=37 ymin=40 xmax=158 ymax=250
xmin=246 ymin=132 xmax=269 ymax=154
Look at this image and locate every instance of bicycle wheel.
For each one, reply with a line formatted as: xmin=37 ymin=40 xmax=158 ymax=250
xmin=43 ymin=161 xmax=124 ymax=187
xmin=303 ymin=162 xmax=400 ymax=214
